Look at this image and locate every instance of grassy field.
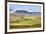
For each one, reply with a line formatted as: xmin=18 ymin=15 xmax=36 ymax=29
xmin=9 ymin=15 xmax=41 ymax=29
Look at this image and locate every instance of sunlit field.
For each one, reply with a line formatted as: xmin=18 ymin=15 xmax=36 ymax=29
xmin=9 ymin=15 xmax=41 ymax=29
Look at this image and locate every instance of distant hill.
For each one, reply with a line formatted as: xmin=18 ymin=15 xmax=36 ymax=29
xmin=10 ymin=10 xmax=41 ymax=16
xmin=16 ymin=10 xmax=32 ymax=14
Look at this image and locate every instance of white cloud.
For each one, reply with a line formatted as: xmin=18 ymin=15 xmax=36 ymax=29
xmin=10 ymin=8 xmax=32 ymax=14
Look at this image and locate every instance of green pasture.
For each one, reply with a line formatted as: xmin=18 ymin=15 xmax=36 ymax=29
xmin=10 ymin=16 xmax=41 ymax=29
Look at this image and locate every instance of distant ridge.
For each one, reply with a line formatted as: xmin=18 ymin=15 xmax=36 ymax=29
xmin=10 ymin=10 xmax=41 ymax=16
xmin=16 ymin=10 xmax=32 ymax=14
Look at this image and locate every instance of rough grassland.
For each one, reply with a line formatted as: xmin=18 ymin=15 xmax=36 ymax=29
xmin=9 ymin=15 xmax=41 ymax=29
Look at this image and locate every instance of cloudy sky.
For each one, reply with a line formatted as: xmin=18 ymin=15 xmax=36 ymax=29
xmin=9 ymin=4 xmax=41 ymax=13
